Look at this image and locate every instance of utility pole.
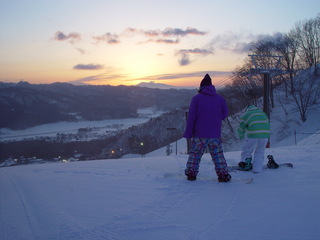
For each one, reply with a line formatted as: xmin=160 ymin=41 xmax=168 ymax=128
xmin=244 ymin=55 xmax=290 ymax=148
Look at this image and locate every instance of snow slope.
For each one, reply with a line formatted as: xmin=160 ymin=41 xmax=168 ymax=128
xmin=1 ymin=140 xmax=320 ymax=240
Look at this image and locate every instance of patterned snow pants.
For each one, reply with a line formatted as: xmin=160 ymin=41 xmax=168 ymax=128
xmin=185 ymin=137 xmax=229 ymax=178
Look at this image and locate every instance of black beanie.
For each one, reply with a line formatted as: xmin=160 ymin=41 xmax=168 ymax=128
xmin=200 ymin=74 xmax=212 ymax=87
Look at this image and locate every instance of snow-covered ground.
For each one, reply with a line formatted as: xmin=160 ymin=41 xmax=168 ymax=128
xmin=1 ymin=134 xmax=320 ymax=240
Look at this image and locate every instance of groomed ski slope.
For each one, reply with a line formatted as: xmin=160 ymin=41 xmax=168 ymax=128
xmin=1 ymin=143 xmax=320 ymax=240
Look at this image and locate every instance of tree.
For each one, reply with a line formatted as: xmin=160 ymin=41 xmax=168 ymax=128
xmin=271 ymin=31 xmax=299 ymax=94
xmin=294 ymin=15 xmax=320 ymax=75
xmin=291 ymin=69 xmax=320 ymax=122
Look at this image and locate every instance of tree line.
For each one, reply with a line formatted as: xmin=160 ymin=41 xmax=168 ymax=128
xmin=222 ymin=13 xmax=320 ymax=122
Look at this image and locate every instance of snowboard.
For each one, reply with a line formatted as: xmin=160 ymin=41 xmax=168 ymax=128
xmin=228 ymin=162 xmax=293 ymax=172
xmin=164 ymin=173 xmax=254 ymax=184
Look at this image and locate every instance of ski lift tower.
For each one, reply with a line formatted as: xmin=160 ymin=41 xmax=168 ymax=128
xmin=245 ymin=55 xmax=288 ymax=147
xmin=248 ymin=55 xmax=284 ymax=118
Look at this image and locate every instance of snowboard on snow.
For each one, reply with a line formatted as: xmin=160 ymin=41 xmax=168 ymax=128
xmin=228 ymin=163 xmax=293 ymax=172
xmin=228 ymin=156 xmax=293 ymax=172
xmin=163 ymin=173 xmax=254 ymax=184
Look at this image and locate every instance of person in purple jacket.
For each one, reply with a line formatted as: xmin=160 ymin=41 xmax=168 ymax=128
xmin=183 ymin=74 xmax=231 ymax=182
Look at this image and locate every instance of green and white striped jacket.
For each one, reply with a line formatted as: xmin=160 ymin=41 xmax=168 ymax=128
xmin=237 ymin=105 xmax=270 ymax=139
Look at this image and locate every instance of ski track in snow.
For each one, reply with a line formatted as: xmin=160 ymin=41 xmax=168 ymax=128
xmin=0 ymin=169 xmax=62 ymax=240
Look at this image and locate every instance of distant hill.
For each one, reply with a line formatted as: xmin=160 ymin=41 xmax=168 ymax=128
xmin=0 ymin=82 xmax=195 ymax=130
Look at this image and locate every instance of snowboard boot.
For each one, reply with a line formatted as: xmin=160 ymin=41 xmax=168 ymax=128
xmin=185 ymin=169 xmax=197 ymax=181
xmin=267 ymin=155 xmax=279 ymax=169
xmin=187 ymin=174 xmax=197 ymax=181
xmin=238 ymin=158 xmax=252 ymax=171
xmin=218 ymin=173 xmax=232 ymax=182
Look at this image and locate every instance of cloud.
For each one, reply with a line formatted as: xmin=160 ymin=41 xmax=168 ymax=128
xmin=226 ymin=32 xmax=284 ymax=54
xmin=176 ymin=48 xmax=214 ymax=66
xmin=141 ymin=27 xmax=206 ymax=45
xmin=55 ymin=27 xmax=206 ymax=46
xmin=145 ymin=38 xmax=180 ymax=44
xmin=127 ymin=27 xmax=206 ymax=38
xmin=162 ymin=27 xmax=206 ymax=37
xmin=209 ymin=31 xmax=268 ymax=54
xmin=53 ymin=31 xmax=81 ymax=44
xmin=137 ymin=71 xmax=230 ymax=81
xmin=130 ymin=71 xmax=232 ymax=87
xmin=75 ymin=47 xmax=86 ymax=54
xmin=70 ymin=72 xmax=130 ymax=85
xmin=104 ymin=27 xmax=206 ymax=45
xmin=69 ymin=71 xmax=232 ymax=86
xmin=178 ymin=53 xmax=191 ymax=66
xmin=73 ymin=64 xmax=104 ymax=70
xmin=233 ymin=42 xmax=253 ymax=54
xmin=142 ymin=29 xmax=161 ymax=37
xmin=92 ymin=33 xmax=120 ymax=44
xmin=69 ymin=75 xmax=103 ymax=85
xmin=178 ymin=48 xmax=214 ymax=55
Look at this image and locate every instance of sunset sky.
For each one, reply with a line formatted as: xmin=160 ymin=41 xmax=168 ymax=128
xmin=0 ymin=0 xmax=319 ymax=88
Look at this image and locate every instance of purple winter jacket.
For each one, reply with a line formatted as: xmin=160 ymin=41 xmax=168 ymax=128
xmin=183 ymin=85 xmax=228 ymax=138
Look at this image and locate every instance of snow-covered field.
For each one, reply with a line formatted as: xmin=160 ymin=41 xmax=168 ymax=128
xmin=1 ymin=137 xmax=320 ymax=240
xmin=0 ymin=108 xmax=165 ymax=142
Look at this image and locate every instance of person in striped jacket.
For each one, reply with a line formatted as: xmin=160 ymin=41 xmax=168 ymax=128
xmin=237 ymin=105 xmax=270 ymax=173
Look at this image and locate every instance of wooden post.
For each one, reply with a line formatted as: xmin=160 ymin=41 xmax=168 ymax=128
xmin=185 ymin=111 xmax=191 ymax=154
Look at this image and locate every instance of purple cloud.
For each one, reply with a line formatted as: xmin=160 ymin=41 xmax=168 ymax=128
xmin=178 ymin=53 xmax=191 ymax=66
xmin=93 ymin=33 xmax=120 ymax=44
xmin=53 ymin=31 xmax=81 ymax=44
xmin=145 ymin=38 xmax=180 ymax=44
xmin=73 ymin=64 xmax=104 ymax=70
xmin=123 ymin=27 xmax=206 ymax=44
xmin=176 ymin=48 xmax=214 ymax=66
xmin=162 ymin=27 xmax=206 ymax=37
xmin=178 ymin=48 xmax=214 ymax=55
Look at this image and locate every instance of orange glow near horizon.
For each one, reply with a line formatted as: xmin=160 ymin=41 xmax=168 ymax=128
xmin=0 ymin=70 xmax=233 ymax=88
xmin=77 ymin=72 xmax=232 ymax=88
